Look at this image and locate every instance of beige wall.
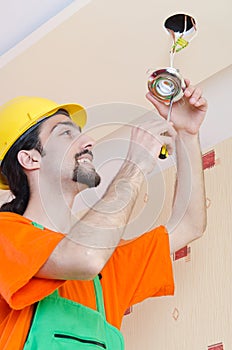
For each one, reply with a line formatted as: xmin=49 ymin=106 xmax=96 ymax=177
xmin=121 ymin=137 xmax=232 ymax=349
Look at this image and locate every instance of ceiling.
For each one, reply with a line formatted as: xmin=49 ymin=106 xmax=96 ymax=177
xmin=1 ymin=0 xmax=231 ymax=81
xmin=0 ymin=0 xmax=231 ymax=142
xmin=0 ymin=0 xmax=231 ymax=147
xmin=0 ymin=0 xmax=74 ymax=56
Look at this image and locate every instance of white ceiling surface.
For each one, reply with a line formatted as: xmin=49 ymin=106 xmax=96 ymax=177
xmin=0 ymin=0 xmax=231 ymax=140
xmin=0 ymin=0 xmax=88 ymax=57
xmin=1 ymin=0 xmax=232 ymax=79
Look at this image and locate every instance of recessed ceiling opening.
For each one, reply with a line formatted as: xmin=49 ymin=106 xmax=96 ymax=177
xmin=164 ymin=13 xmax=197 ymax=37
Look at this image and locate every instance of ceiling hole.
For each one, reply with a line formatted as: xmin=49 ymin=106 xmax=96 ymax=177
xmin=164 ymin=13 xmax=196 ymax=36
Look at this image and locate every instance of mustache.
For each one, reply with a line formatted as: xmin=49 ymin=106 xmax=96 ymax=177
xmin=74 ymin=149 xmax=94 ymax=161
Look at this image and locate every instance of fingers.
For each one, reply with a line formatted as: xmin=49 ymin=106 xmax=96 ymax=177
xmin=136 ymin=118 xmax=176 ymax=138
xmin=127 ymin=112 xmax=177 ymax=174
xmin=184 ymin=78 xmax=190 ymax=88
xmin=184 ymin=83 xmax=208 ymax=111
xmin=131 ymin=117 xmax=177 ymax=146
xmin=146 ymin=92 xmax=159 ymax=105
xmin=131 ymin=118 xmax=176 ymax=159
xmin=145 ymin=92 xmax=169 ymax=117
xmin=158 ymin=135 xmax=175 ymax=155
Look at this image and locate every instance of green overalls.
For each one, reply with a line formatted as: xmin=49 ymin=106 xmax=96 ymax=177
xmin=23 ymin=275 xmax=124 ymax=349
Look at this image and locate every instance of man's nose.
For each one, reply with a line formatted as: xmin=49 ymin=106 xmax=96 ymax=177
xmin=79 ymin=134 xmax=96 ymax=152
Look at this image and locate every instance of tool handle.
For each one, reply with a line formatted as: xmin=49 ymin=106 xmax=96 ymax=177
xmin=159 ymin=145 xmax=168 ymax=159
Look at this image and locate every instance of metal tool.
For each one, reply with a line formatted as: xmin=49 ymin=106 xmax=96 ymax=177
xmin=158 ymin=96 xmax=174 ymax=159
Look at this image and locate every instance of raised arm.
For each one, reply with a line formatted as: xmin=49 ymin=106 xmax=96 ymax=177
xmin=37 ymin=116 xmax=176 ymax=280
xmin=146 ymin=79 xmax=207 ymax=254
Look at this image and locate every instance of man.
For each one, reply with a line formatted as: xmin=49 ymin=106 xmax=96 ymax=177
xmin=0 ymin=79 xmax=207 ymax=349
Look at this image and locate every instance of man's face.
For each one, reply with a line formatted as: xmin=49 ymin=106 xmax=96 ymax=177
xmin=38 ymin=113 xmax=101 ymax=190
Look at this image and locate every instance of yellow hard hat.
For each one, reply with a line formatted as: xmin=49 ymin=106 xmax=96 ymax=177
xmin=0 ymin=96 xmax=87 ymax=190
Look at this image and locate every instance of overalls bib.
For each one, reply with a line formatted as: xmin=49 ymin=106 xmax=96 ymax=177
xmin=23 ymin=276 xmax=124 ymax=349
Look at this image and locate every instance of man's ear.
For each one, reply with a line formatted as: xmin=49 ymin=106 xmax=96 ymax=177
xmin=17 ymin=149 xmax=41 ymax=170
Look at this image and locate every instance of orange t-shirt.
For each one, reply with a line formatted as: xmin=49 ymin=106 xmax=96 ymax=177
xmin=0 ymin=212 xmax=174 ymax=350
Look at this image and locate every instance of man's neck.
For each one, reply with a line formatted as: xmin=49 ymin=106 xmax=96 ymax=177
xmin=23 ymin=187 xmax=77 ymax=233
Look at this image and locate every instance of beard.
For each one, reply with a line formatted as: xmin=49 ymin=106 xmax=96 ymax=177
xmin=72 ymin=151 xmax=101 ymax=188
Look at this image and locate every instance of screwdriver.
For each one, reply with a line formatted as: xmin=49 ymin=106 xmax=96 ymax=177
xmin=158 ymin=96 xmax=174 ymax=159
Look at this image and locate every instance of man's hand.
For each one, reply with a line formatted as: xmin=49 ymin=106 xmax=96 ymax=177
xmin=146 ymin=79 xmax=208 ymax=136
xmin=126 ymin=117 xmax=177 ymax=174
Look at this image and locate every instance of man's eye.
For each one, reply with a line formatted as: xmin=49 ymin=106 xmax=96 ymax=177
xmin=62 ymin=130 xmax=72 ymax=136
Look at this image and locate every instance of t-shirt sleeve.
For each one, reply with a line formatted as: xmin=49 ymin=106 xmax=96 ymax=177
xmin=0 ymin=213 xmax=65 ymax=310
xmin=102 ymin=225 xmax=174 ymax=316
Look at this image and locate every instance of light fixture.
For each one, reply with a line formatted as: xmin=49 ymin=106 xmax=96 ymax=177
xmin=147 ymin=13 xmax=197 ymax=103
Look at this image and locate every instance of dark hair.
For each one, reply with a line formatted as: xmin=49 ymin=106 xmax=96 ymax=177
xmin=0 ymin=109 xmax=70 ymax=215
xmin=0 ymin=124 xmax=43 ymax=215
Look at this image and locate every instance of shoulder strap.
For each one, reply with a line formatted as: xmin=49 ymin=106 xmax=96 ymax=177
xmin=41 ymin=276 xmax=106 ymax=318
xmin=93 ymin=275 xmax=106 ymax=318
